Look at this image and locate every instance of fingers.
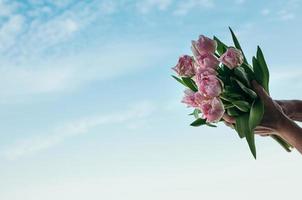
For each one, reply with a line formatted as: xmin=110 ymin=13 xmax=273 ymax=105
xmin=223 ymin=114 xmax=235 ymax=129
xmin=223 ymin=121 xmax=234 ymax=129
xmin=255 ymin=125 xmax=275 ymax=131
xmin=255 ymin=132 xmax=270 ymax=137
xmin=251 ymin=80 xmax=271 ymax=103
xmin=254 ymin=126 xmax=276 ymax=136
xmin=223 ymin=114 xmax=235 ymax=124
xmin=254 ymin=128 xmax=273 ymax=133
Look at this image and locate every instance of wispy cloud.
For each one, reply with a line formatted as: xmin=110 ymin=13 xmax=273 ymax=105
xmin=173 ymin=0 xmax=214 ymax=15
xmin=136 ymin=0 xmax=172 ymax=14
xmin=0 ymin=14 xmax=25 ymax=52
xmin=1 ymin=101 xmax=155 ymax=160
xmin=173 ymin=0 xmax=214 ymax=16
xmin=263 ymin=0 xmax=300 ymax=21
xmin=235 ymin=0 xmax=246 ymax=4
xmin=0 ymin=66 xmax=74 ymax=98
xmin=278 ymin=10 xmax=295 ymax=21
xmin=0 ymin=0 xmax=171 ymax=103
xmin=279 ymin=0 xmax=300 ymax=20
xmin=269 ymin=68 xmax=302 ymax=98
xmin=1 ymin=1 xmax=112 ymax=59
xmin=0 ymin=0 xmax=19 ymax=17
xmin=261 ymin=9 xmax=271 ymax=16
xmin=271 ymin=68 xmax=302 ymax=83
xmin=0 ymin=40 xmax=169 ymax=103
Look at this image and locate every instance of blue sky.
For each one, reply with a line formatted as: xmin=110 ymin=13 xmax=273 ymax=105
xmin=0 ymin=0 xmax=302 ymax=199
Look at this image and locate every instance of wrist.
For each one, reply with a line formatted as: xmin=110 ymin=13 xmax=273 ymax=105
xmin=276 ymin=100 xmax=301 ymax=119
xmin=276 ymin=100 xmax=293 ymax=117
xmin=275 ymin=115 xmax=302 ymax=151
xmin=275 ymin=114 xmax=291 ymax=133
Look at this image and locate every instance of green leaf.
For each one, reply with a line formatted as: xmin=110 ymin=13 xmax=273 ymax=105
xmin=190 ymin=118 xmax=207 ymax=127
xmin=224 ymin=104 xmax=235 ymax=109
xmin=213 ymin=36 xmax=228 ymax=55
xmin=217 ymin=66 xmax=225 ymax=77
xmin=229 ymin=27 xmax=248 ymax=64
xmin=236 ymin=113 xmax=257 ymax=159
xmin=249 ymin=98 xmax=292 ymax=153
xmin=270 ymin=135 xmax=292 ymax=152
xmin=190 ymin=114 xmax=217 ymax=128
xmin=256 ymin=46 xmax=270 ymax=93
xmin=241 ymin=63 xmax=256 ymax=80
xmin=232 ymin=100 xmax=250 ymax=112
xmin=220 ymin=92 xmax=244 ymax=102
xmin=182 ymin=77 xmax=198 ymax=92
xmin=171 ymin=75 xmax=186 ymax=87
xmin=235 ymin=128 xmax=245 ymax=138
xmin=252 ymin=57 xmax=263 ymax=85
xmin=249 ymin=98 xmax=264 ymax=131
xmin=224 ymin=85 xmax=237 ymax=92
xmin=219 ymin=65 xmax=233 ymax=83
xmin=206 ymin=123 xmax=217 ymax=128
xmin=193 ymin=109 xmax=201 ymax=119
xmin=220 ymin=94 xmax=233 ymax=102
xmin=229 ymin=93 xmax=244 ymax=99
xmin=231 ymin=77 xmax=257 ymax=99
xmin=234 ymin=67 xmax=251 ymax=87
xmin=227 ymin=107 xmax=240 ymax=117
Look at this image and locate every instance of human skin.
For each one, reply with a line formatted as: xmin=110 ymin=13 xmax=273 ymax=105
xmin=223 ymin=99 xmax=302 ymax=135
xmin=223 ymin=81 xmax=302 ymax=154
xmin=275 ymin=100 xmax=302 ymax=122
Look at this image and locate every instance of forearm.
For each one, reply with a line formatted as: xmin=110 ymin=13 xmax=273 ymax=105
xmin=278 ymin=116 xmax=302 ymax=154
xmin=277 ymin=100 xmax=302 ymax=122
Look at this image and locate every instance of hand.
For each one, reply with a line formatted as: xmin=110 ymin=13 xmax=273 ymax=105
xmin=223 ymin=81 xmax=288 ymax=137
xmin=275 ymin=100 xmax=302 ymax=122
xmin=223 ymin=114 xmax=275 ymax=137
xmin=251 ymin=81 xmax=287 ymax=134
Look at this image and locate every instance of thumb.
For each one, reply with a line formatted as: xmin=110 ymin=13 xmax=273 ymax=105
xmin=223 ymin=114 xmax=235 ymax=124
xmin=251 ymin=80 xmax=271 ymax=102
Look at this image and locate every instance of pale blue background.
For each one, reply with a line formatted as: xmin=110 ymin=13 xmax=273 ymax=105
xmin=0 ymin=0 xmax=302 ymax=199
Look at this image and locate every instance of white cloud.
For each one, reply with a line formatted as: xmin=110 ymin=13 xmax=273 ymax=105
xmin=49 ymin=0 xmax=74 ymax=8
xmin=20 ymin=18 xmax=79 ymax=54
xmin=0 ymin=15 xmax=24 ymax=51
xmin=136 ymin=0 xmax=172 ymax=13
xmin=99 ymin=1 xmax=117 ymax=14
xmin=271 ymin=68 xmax=302 ymax=83
xmin=276 ymin=0 xmax=299 ymax=21
xmin=278 ymin=10 xmax=295 ymax=21
xmin=1 ymin=101 xmax=155 ymax=160
xmin=235 ymin=0 xmax=246 ymax=4
xmin=0 ymin=0 xmax=19 ymax=17
xmin=261 ymin=9 xmax=270 ymax=16
xmin=0 ymin=40 xmax=169 ymax=103
xmin=13 ymin=7 xmax=87 ymax=56
xmin=0 ymin=66 xmax=74 ymax=98
xmin=173 ymin=0 xmax=214 ymax=16
xmin=269 ymin=68 xmax=302 ymax=98
xmin=0 ymin=1 xmax=118 ymax=59
xmin=257 ymin=0 xmax=300 ymax=22
xmin=0 ymin=1 xmax=171 ymax=103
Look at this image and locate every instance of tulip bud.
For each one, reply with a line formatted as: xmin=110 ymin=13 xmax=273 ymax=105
xmin=219 ymin=47 xmax=244 ymax=69
xmin=191 ymin=35 xmax=217 ymax=56
xmin=172 ymin=55 xmax=195 ymax=77
xmin=195 ymin=69 xmax=222 ymax=98
xmin=195 ymin=53 xmax=219 ymax=70
xmin=200 ymin=97 xmax=224 ymax=123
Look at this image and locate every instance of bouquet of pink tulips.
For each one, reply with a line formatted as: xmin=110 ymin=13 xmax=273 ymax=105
xmin=172 ymin=27 xmax=292 ymax=158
